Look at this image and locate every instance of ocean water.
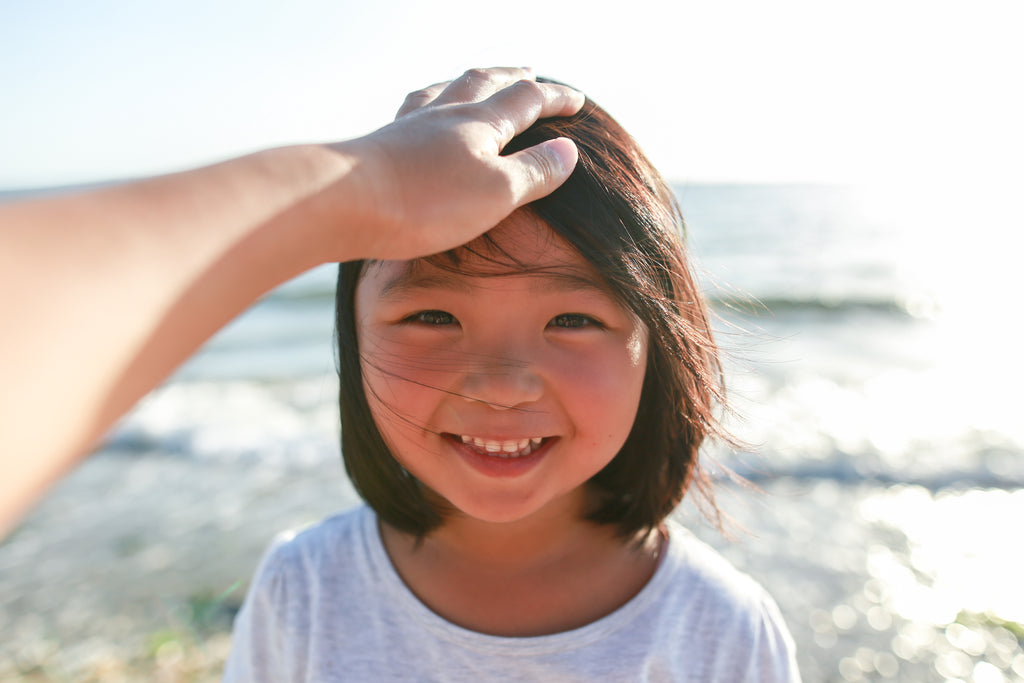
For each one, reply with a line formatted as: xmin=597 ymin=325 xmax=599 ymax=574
xmin=677 ymin=183 xmax=1024 ymax=489
xmin=5 ymin=182 xmax=1024 ymax=679
xmin=107 ymin=182 xmax=1024 ymax=489
xmin=104 ymin=182 xmax=1024 ymax=679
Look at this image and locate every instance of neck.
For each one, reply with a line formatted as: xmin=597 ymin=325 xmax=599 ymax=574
xmin=384 ymin=489 xmax=606 ymax=572
xmin=426 ymin=500 xmax=609 ymax=572
xmin=378 ymin=500 xmax=665 ymax=637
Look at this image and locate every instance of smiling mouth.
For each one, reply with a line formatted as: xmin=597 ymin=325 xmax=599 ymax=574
xmin=444 ymin=434 xmax=552 ymax=459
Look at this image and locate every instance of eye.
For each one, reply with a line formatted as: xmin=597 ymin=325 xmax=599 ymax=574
xmin=406 ymin=310 xmax=457 ymax=326
xmin=549 ymin=313 xmax=602 ymax=329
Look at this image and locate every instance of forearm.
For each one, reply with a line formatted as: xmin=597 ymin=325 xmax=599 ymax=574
xmin=0 ymin=144 xmax=354 ymax=529
xmin=0 ymin=67 xmax=584 ymax=533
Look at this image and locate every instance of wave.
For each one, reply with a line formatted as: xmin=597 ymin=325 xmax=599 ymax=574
xmin=262 ymin=288 xmax=922 ymax=318
xmin=726 ymin=460 xmax=1024 ymax=492
xmin=708 ymin=294 xmax=920 ymax=317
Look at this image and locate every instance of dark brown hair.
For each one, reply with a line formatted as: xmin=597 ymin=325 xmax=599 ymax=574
xmin=336 ymin=81 xmax=728 ymax=539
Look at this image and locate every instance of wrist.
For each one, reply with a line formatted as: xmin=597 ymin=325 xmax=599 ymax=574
xmin=323 ymin=136 xmax=406 ymax=260
xmin=247 ymin=143 xmax=367 ymax=268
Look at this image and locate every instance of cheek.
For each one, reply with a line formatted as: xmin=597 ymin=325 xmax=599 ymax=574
xmin=358 ymin=325 xmax=431 ymax=397
xmin=360 ymin=354 xmax=411 ymax=411
xmin=359 ymin=362 xmax=435 ymax=469
xmin=569 ymin=330 xmax=647 ymax=394
xmin=360 ymin=349 xmax=431 ymax=424
xmin=358 ymin=336 xmax=463 ymax=437
xmin=554 ymin=341 xmax=647 ymax=437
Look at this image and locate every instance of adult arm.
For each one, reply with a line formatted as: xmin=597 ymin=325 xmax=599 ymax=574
xmin=0 ymin=68 xmax=583 ymax=533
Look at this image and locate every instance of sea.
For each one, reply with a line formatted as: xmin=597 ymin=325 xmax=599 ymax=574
xmin=3 ymin=182 xmax=1023 ymax=681
xmin=97 ymin=181 xmax=1024 ymax=489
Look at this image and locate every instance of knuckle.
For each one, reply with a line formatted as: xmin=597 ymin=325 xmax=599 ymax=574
xmin=485 ymin=114 xmax=515 ymax=143
xmin=512 ymin=78 xmax=544 ymax=100
xmin=462 ymin=67 xmax=493 ymax=82
xmin=403 ymin=88 xmax=433 ymax=104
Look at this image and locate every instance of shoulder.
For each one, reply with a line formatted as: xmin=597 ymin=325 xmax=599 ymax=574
xmin=249 ymin=505 xmax=374 ymax=600
xmin=224 ymin=506 xmax=391 ymax=681
xmin=654 ymin=519 xmax=801 ymax=681
xmin=266 ymin=505 xmax=370 ymax=561
xmin=662 ymin=519 xmax=771 ymax=612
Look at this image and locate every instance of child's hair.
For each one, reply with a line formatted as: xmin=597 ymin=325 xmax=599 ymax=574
xmin=335 ymin=81 xmax=728 ymax=540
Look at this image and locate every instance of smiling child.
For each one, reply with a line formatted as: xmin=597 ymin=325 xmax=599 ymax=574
xmin=223 ymin=78 xmax=801 ymax=682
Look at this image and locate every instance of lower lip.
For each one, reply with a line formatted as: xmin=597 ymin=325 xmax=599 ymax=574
xmin=446 ymin=436 xmax=555 ymax=478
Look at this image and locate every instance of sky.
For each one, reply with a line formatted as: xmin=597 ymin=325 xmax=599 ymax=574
xmin=1 ymin=0 xmax=1021 ymax=189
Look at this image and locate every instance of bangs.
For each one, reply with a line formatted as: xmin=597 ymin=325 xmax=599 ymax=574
xmin=399 ymin=214 xmax=624 ymax=306
xmin=422 ymin=210 xmax=559 ymax=276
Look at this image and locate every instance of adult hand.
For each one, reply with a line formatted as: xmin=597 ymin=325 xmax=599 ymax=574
xmin=333 ymin=67 xmax=584 ymax=260
xmin=0 ymin=67 xmax=583 ymax=534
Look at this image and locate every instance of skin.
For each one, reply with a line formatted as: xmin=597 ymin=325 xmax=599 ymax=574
xmin=0 ymin=67 xmax=585 ymax=535
xmin=356 ymin=213 xmax=663 ymax=636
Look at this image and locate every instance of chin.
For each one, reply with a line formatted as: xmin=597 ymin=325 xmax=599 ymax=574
xmin=441 ymin=486 xmax=586 ymax=528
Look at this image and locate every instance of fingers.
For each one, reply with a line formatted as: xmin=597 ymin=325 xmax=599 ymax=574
xmin=395 ymin=67 xmax=585 ymax=137
xmin=431 ymin=67 xmax=535 ymax=106
xmin=395 ymin=81 xmax=450 ymax=118
xmin=483 ymin=79 xmax=587 ymax=147
xmin=502 ymin=137 xmax=580 ymax=205
xmin=396 ymin=67 xmax=540 ymax=119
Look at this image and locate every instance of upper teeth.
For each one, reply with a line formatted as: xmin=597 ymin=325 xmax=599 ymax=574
xmin=460 ymin=436 xmax=543 ymax=454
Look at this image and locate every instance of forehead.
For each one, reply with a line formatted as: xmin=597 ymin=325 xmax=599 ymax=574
xmin=360 ymin=212 xmax=612 ymax=298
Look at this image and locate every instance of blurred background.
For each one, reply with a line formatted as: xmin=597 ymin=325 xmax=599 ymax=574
xmin=2 ymin=1 xmax=1023 ymax=681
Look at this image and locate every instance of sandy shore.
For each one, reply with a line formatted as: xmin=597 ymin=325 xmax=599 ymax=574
xmin=2 ymin=450 xmax=1022 ymax=682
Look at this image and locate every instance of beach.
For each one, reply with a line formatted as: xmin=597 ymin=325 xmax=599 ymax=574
xmin=3 ymin=447 xmax=1022 ymax=681
xmin=2 ymin=183 xmax=1022 ymax=681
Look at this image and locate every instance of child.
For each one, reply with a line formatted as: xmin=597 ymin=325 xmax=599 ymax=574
xmin=224 ymin=80 xmax=801 ymax=681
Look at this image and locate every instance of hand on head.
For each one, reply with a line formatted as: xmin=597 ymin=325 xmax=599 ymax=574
xmin=0 ymin=66 xmax=583 ymax=535
xmin=337 ymin=67 xmax=585 ymax=260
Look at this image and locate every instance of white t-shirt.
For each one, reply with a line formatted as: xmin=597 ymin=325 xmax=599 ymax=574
xmin=223 ymin=506 xmax=800 ymax=682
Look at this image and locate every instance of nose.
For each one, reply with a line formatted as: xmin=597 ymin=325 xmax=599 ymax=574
xmin=458 ymin=354 xmax=543 ymax=410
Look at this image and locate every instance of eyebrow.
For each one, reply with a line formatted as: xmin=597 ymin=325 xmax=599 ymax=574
xmin=378 ymin=264 xmax=613 ymax=300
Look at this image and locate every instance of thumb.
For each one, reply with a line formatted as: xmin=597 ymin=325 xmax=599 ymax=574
xmin=504 ymin=137 xmax=580 ymax=205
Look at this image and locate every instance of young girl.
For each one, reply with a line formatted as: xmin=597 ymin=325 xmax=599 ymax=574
xmin=224 ymin=81 xmax=800 ymax=681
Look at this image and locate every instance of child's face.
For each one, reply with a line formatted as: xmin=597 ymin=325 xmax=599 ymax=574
xmin=354 ymin=212 xmax=648 ymax=526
